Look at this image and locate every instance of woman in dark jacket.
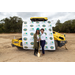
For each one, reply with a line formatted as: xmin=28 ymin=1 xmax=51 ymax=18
xmin=34 ymin=28 xmax=40 ymax=56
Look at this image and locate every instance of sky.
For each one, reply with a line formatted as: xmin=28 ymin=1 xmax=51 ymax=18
xmin=0 ymin=12 xmax=75 ymax=27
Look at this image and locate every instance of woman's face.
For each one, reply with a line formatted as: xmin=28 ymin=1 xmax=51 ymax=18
xmin=36 ymin=30 xmax=39 ymax=34
xmin=41 ymin=30 xmax=44 ymax=33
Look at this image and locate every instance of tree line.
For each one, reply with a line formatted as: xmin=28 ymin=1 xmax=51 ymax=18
xmin=53 ymin=19 xmax=75 ymax=33
xmin=0 ymin=16 xmax=75 ymax=33
xmin=0 ymin=16 xmax=23 ymax=33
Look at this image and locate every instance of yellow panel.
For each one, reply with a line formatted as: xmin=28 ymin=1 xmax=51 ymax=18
xmin=30 ymin=17 xmax=48 ymax=20
xmin=12 ymin=39 xmax=23 ymax=47
xmin=53 ymin=31 xmax=65 ymax=41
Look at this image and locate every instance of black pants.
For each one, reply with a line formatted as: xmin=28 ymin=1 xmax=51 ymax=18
xmin=40 ymin=40 xmax=45 ymax=54
xmin=34 ymin=42 xmax=39 ymax=55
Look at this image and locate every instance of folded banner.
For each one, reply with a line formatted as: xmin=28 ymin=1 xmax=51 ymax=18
xmin=22 ymin=20 xmax=55 ymax=50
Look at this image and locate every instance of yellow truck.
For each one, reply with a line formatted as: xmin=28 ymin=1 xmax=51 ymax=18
xmin=11 ymin=17 xmax=67 ymax=50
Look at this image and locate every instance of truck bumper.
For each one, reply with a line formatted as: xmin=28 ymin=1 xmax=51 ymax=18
xmin=58 ymin=41 xmax=67 ymax=47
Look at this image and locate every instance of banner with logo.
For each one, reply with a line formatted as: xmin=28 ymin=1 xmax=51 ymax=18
xmin=22 ymin=21 xmax=55 ymax=50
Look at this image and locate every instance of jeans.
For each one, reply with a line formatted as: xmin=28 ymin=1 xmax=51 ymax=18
xmin=40 ymin=40 xmax=45 ymax=54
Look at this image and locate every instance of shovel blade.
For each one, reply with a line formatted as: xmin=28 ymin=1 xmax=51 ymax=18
xmin=37 ymin=52 xmax=41 ymax=57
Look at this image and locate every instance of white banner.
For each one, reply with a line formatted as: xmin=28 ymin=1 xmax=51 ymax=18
xmin=22 ymin=20 xmax=55 ymax=50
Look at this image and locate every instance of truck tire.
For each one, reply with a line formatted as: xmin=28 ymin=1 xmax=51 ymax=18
xmin=55 ymin=40 xmax=58 ymax=50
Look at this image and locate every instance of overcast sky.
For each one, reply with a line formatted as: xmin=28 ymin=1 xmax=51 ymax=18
xmin=0 ymin=12 xmax=75 ymax=27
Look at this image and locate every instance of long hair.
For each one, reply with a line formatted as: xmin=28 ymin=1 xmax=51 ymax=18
xmin=36 ymin=30 xmax=40 ymax=34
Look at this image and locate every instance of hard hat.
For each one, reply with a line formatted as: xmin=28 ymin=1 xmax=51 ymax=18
xmin=36 ymin=28 xmax=40 ymax=30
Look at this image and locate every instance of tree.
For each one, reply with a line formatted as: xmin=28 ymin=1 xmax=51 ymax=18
xmin=56 ymin=19 xmax=61 ymax=26
xmin=53 ymin=19 xmax=75 ymax=33
xmin=1 ymin=16 xmax=23 ymax=33
xmin=0 ymin=23 xmax=5 ymax=33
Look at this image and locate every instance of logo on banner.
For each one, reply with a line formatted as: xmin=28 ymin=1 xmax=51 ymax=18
xmin=24 ymin=21 xmax=27 ymax=24
xmin=31 ymin=21 xmax=34 ymax=23
xmin=32 ymin=46 xmax=34 ymax=48
xmin=30 ymin=42 xmax=34 ymax=45
xmin=24 ymin=46 xmax=28 ymax=49
xmin=24 ymin=42 xmax=28 ymax=45
xmin=23 ymin=32 xmax=28 ymax=36
xmin=30 ymin=37 xmax=34 ymax=41
xmin=49 ymin=28 xmax=52 ymax=31
xmin=44 ymin=32 xmax=47 ymax=35
xmin=49 ymin=25 xmax=52 ymax=27
xmin=50 ymin=41 xmax=54 ymax=45
xmin=45 ymin=37 xmax=47 ymax=40
xmin=48 ymin=21 xmax=51 ymax=23
xmin=43 ymin=28 xmax=47 ymax=31
xmin=49 ymin=37 xmax=53 ymax=40
xmin=30 ymin=28 xmax=34 ymax=31
xmin=36 ymin=24 xmax=40 ymax=27
xmin=23 ymin=37 xmax=27 ymax=41
xmin=24 ymin=25 xmax=27 ymax=27
xmin=36 ymin=21 xmax=39 ymax=23
xmin=43 ymin=21 xmax=45 ymax=23
xmin=30 ymin=25 xmax=34 ymax=27
xmin=23 ymin=28 xmax=27 ymax=31
xmin=42 ymin=24 xmax=46 ymax=27
xmin=30 ymin=32 xmax=34 ymax=36
xmin=45 ymin=46 xmax=48 ymax=49
xmin=45 ymin=41 xmax=47 ymax=45
xmin=50 ymin=46 xmax=54 ymax=49
xmin=49 ymin=32 xmax=53 ymax=36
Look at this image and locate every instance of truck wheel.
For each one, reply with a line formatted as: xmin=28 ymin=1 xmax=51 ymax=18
xmin=55 ymin=40 xmax=58 ymax=50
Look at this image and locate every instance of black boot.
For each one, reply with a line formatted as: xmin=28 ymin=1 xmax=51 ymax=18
xmin=34 ymin=49 xmax=37 ymax=56
xmin=34 ymin=54 xmax=37 ymax=56
xmin=36 ymin=49 xmax=38 ymax=54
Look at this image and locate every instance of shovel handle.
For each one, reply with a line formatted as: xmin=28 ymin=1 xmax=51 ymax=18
xmin=38 ymin=41 xmax=40 ymax=52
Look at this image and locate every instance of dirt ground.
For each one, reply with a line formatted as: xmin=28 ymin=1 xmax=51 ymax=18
xmin=0 ymin=33 xmax=75 ymax=62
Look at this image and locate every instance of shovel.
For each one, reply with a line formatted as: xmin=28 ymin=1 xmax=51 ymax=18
xmin=37 ymin=41 xmax=41 ymax=57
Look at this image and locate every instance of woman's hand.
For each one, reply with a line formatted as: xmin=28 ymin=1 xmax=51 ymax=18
xmin=37 ymin=39 xmax=39 ymax=41
xmin=37 ymin=39 xmax=41 ymax=41
xmin=39 ymin=38 xmax=41 ymax=40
